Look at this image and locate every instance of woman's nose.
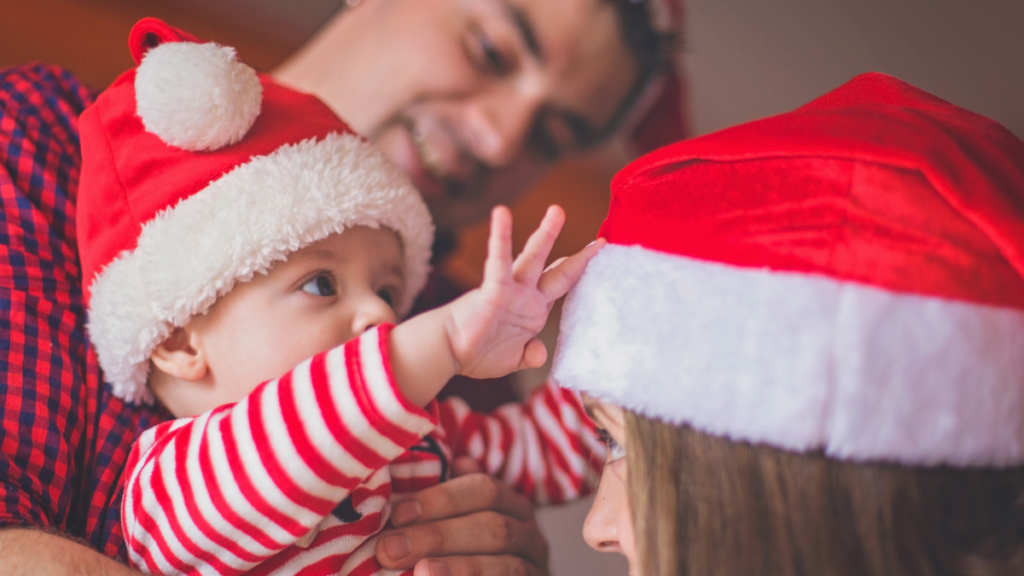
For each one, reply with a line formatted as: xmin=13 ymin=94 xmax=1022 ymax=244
xmin=350 ymin=291 xmax=397 ymax=335
xmin=582 ymin=471 xmax=622 ymax=553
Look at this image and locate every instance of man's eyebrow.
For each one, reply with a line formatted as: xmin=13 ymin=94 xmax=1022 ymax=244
xmin=504 ymin=2 xmax=542 ymax=62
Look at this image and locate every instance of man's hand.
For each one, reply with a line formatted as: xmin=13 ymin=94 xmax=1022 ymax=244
xmin=375 ymin=458 xmax=550 ymax=576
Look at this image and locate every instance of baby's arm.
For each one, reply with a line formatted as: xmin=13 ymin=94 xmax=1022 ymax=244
xmin=438 ymin=380 xmax=607 ymax=505
xmin=390 ymin=205 xmax=603 ymax=407
xmin=121 ymin=327 xmax=435 ymax=576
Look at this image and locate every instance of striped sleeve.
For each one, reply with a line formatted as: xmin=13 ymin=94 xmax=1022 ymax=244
xmin=438 ymin=380 xmax=607 ymax=506
xmin=121 ymin=325 xmax=436 ymax=576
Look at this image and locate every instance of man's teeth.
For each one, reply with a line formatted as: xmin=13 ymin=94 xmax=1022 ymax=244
xmin=413 ymin=126 xmax=446 ymax=178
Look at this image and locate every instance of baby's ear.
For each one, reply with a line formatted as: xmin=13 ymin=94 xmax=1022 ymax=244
xmin=151 ymin=326 xmax=208 ymax=381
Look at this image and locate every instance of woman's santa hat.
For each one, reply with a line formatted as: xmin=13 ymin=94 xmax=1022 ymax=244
xmin=78 ymin=18 xmax=434 ymax=404
xmin=553 ymin=73 xmax=1024 ymax=467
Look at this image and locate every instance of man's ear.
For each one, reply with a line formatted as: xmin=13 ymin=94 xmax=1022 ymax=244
xmin=151 ymin=326 xmax=208 ymax=381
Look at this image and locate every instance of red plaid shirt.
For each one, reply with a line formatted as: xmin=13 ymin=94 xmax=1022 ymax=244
xmin=0 ymin=63 xmax=170 ymax=560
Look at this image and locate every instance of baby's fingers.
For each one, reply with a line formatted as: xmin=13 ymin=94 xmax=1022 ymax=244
xmin=538 ymin=238 xmax=606 ymax=300
xmin=512 ymin=205 xmax=565 ymax=286
xmin=483 ymin=206 xmax=515 ymax=285
xmin=519 ymin=338 xmax=548 ymax=370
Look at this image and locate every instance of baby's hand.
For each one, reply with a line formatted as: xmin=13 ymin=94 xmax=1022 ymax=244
xmin=442 ymin=205 xmax=604 ymax=379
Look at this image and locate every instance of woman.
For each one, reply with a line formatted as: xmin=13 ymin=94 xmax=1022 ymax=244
xmin=552 ymin=72 xmax=1024 ymax=576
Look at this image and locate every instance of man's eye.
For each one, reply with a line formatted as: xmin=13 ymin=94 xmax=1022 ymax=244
xmin=470 ymin=24 xmax=510 ymax=75
xmin=301 ymin=274 xmax=336 ymax=297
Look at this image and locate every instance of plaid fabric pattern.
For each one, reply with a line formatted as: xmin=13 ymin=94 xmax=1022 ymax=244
xmin=0 ymin=63 xmax=170 ymax=560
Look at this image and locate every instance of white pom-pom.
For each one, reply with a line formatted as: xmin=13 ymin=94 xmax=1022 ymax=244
xmin=135 ymin=42 xmax=262 ymax=151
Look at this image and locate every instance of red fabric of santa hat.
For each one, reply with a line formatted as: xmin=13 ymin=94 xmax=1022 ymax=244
xmin=553 ymin=73 xmax=1024 ymax=467
xmin=78 ymin=18 xmax=434 ymax=404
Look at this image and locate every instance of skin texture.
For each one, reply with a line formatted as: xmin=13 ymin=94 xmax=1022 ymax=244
xmin=581 ymin=395 xmax=639 ymax=575
xmin=150 ymin=226 xmax=406 ymax=416
xmin=0 ymin=529 xmax=140 ymax=576
xmin=275 ymin=0 xmax=638 ymax=232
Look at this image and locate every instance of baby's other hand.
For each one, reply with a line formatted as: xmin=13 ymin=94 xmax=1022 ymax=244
xmin=442 ymin=205 xmax=604 ymax=379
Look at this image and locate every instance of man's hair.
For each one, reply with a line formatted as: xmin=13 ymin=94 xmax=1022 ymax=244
xmin=624 ymin=411 xmax=1024 ymax=576
xmin=595 ymin=0 xmax=678 ymax=143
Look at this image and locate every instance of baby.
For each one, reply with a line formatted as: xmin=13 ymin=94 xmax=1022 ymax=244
xmin=77 ymin=19 xmax=604 ymax=576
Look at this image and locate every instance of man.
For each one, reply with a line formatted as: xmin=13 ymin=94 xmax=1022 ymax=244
xmin=0 ymin=0 xmax=685 ymax=574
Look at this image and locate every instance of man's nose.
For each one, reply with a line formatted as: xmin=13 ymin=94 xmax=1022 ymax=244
xmin=350 ymin=291 xmax=397 ymax=335
xmin=582 ymin=472 xmax=620 ymax=552
xmin=465 ymin=85 xmax=543 ymax=167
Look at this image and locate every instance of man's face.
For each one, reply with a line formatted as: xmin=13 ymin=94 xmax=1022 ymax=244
xmin=332 ymin=0 xmax=639 ymax=231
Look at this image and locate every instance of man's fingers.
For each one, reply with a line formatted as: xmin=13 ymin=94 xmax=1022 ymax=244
xmin=376 ymin=511 xmax=548 ymax=569
xmin=389 ymin=473 xmax=534 ymax=528
xmin=413 ymin=554 xmax=548 ymax=576
xmin=538 ymin=238 xmax=606 ymax=299
xmin=511 ymin=205 xmax=565 ymax=285
xmin=483 ymin=206 xmax=514 ymax=285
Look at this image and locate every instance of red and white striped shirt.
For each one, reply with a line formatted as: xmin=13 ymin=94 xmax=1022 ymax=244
xmin=122 ymin=325 xmax=604 ymax=576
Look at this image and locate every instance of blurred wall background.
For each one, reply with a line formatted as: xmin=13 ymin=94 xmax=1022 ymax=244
xmin=2 ymin=1 xmax=1022 ymax=574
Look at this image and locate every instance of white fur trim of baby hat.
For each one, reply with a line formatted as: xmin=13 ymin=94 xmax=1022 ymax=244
xmin=87 ymin=133 xmax=434 ymax=404
xmin=135 ymin=41 xmax=262 ymax=151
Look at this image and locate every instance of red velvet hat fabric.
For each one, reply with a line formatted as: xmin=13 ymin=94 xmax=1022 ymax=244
xmin=606 ymin=72 xmax=1024 ymax=309
xmin=553 ymin=73 xmax=1024 ymax=466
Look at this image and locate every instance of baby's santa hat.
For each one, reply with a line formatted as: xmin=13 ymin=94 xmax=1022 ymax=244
xmin=78 ymin=18 xmax=434 ymax=404
xmin=553 ymin=73 xmax=1024 ymax=467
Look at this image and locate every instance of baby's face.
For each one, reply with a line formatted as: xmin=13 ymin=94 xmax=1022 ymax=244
xmin=154 ymin=226 xmax=405 ymax=417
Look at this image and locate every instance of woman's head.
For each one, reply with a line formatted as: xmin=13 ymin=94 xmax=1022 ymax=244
xmin=554 ymin=73 xmax=1024 ymax=576
xmin=615 ymin=409 xmax=1024 ymax=576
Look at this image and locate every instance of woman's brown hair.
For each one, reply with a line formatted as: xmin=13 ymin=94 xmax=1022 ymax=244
xmin=625 ymin=411 xmax=1024 ymax=576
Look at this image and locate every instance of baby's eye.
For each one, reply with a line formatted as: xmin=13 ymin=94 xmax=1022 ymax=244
xmin=597 ymin=428 xmax=626 ymax=461
xmin=376 ymin=288 xmax=396 ymax=309
xmin=301 ymin=274 xmax=336 ymax=297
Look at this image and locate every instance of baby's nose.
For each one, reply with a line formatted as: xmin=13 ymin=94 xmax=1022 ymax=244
xmin=351 ymin=293 xmax=398 ymax=335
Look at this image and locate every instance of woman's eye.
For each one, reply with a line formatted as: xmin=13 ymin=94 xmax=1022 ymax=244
xmin=597 ymin=428 xmax=626 ymax=461
xmin=301 ymin=274 xmax=336 ymax=297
